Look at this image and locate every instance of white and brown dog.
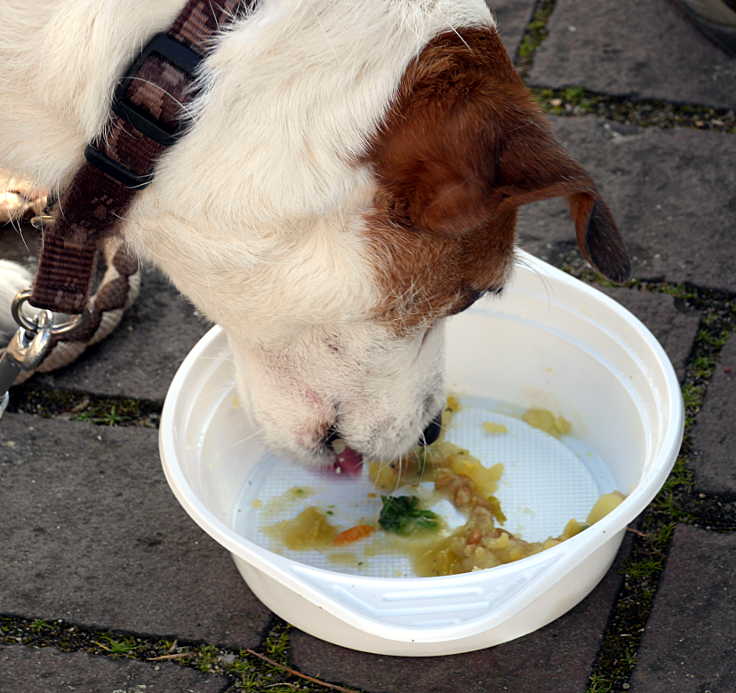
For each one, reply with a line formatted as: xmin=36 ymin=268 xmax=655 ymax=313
xmin=0 ymin=0 xmax=628 ymax=468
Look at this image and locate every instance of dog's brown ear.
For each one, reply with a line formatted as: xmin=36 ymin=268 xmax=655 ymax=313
xmin=494 ymin=124 xmax=631 ymax=282
xmin=369 ymin=27 xmax=630 ymax=281
xmin=569 ymin=192 xmax=631 ymax=283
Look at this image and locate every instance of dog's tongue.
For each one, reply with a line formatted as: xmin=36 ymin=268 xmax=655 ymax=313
xmin=333 ymin=445 xmax=364 ymax=476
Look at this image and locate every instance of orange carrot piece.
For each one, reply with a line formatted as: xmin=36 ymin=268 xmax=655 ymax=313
xmin=333 ymin=524 xmax=375 ymax=546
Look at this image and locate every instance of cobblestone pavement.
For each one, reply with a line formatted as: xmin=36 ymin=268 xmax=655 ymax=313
xmin=1 ymin=1 xmax=735 ymax=691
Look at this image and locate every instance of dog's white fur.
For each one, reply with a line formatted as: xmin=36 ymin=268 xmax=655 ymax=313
xmin=0 ymin=0 xmax=494 ymax=463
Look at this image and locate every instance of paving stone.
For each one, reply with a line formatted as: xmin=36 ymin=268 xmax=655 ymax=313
xmin=516 ymin=117 xmax=736 ymax=292
xmin=596 ymin=286 xmax=699 ymax=384
xmin=32 ymin=263 xmax=211 ymax=402
xmin=291 ymin=537 xmax=632 ymax=693
xmin=630 ymin=525 xmax=736 ymax=692
xmin=0 ymin=644 xmax=228 ymax=693
xmin=692 ymin=335 xmax=736 ymax=495
xmin=0 ymin=413 xmax=272 ymax=649
xmin=486 ymin=0 xmax=536 ymax=56
xmin=530 ymin=0 xmax=736 ymax=109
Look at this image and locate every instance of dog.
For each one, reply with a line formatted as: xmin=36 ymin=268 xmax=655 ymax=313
xmin=0 ymin=0 xmax=628 ymax=468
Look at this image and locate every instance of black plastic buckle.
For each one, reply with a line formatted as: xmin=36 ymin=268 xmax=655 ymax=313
xmin=111 ymin=32 xmax=203 ymax=147
xmin=84 ymin=144 xmax=154 ymax=189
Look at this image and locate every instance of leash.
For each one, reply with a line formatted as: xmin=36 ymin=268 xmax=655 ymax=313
xmin=0 ymin=0 xmax=249 ymax=419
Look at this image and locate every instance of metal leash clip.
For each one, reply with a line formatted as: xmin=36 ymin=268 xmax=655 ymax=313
xmin=0 ymin=290 xmax=81 ymax=421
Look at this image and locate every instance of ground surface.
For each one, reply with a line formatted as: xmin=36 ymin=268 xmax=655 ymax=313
xmin=1 ymin=1 xmax=735 ymax=691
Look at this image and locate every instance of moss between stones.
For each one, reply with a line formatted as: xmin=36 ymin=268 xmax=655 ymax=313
xmin=0 ymin=615 xmax=359 ymax=692
xmin=508 ymin=0 xmax=736 ymax=135
xmin=532 ymin=86 xmax=736 ymax=134
xmin=515 ymin=0 xmax=558 ymax=77
xmin=6 ymin=385 xmax=162 ymax=427
xmin=263 ymin=619 xmax=292 ymax=665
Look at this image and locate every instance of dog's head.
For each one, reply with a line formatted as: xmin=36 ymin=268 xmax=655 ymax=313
xmin=143 ymin=24 xmax=628 ymax=469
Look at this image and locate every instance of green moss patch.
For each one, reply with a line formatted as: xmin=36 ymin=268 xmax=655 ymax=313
xmin=0 ymin=615 xmax=362 ymax=692
xmin=533 ymin=86 xmax=736 ymax=134
xmin=515 ymin=0 xmax=558 ymax=76
xmin=6 ymin=385 xmax=161 ymax=427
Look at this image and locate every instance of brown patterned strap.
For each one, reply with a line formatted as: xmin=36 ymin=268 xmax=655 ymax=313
xmin=31 ymin=0 xmax=253 ymax=313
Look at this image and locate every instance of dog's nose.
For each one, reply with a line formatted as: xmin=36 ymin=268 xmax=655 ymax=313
xmin=418 ymin=411 xmax=443 ymax=447
xmin=323 ymin=425 xmax=340 ymax=448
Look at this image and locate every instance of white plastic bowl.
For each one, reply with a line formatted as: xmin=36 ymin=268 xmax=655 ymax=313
xmin=159 ymin=251 xmax=683 ymax=656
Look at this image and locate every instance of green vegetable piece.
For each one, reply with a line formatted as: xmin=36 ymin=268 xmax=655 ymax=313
xmin=378 ymin=495 xmax=440 ymax=536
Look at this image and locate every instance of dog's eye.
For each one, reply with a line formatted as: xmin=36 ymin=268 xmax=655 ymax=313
xmin=465 ymin=289 xmax=486 ymax=305
xmin=450 ymin=285 xmax=503 ymax=316
xmin=451 ymin=289 xmax=483 ymax=315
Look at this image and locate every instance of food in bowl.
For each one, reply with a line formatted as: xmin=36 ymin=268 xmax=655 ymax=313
xmin=402 ymin=450 xmax=623 ymax=576
xmin=264 ymin=506 xmax=339 ymax=550
xmin=521 ymin=408 xmax=572 ymax=438
xmin=370 ymin=427 xmax=623 ymax=576
xmin=482 ymin=421 xmax=508 ymax=434
xmin=377 ymin=495 xmax=442 ymax=536
xmin=262 ymin=399 xmax=625 ymax=576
